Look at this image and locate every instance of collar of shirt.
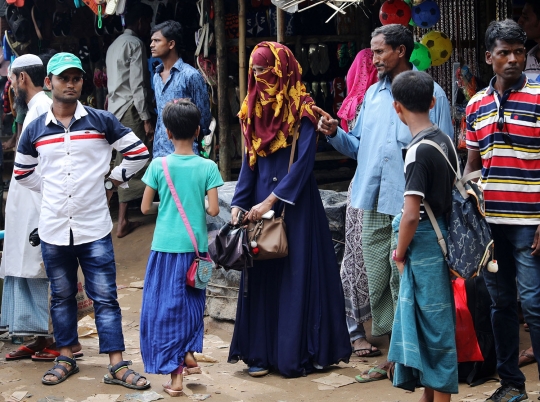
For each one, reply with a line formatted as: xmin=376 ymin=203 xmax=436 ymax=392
xmin=155 ymin=57 xmax=184 ymax=76
xmin=27 ymin=90 xmax=48 ymax=110
xmin=486 ymin=73 xmax=526 ymax=101
xmin=45 ymin=101 xmax=88 ymax=127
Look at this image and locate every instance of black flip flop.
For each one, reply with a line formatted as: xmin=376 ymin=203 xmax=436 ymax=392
xmin=353 ymin=347 xmax=382 ymax=357
xmin=42 ymin=355 xmax=80 ymax=385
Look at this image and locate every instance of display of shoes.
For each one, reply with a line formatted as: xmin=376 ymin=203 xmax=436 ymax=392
xmin=318 ymin=43 xmax=329 ymax=75
xmin=308 ymin=44 xmax=319 ymax=76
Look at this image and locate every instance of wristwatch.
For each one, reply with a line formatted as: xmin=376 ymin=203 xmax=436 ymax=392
xmin=104 ymin=179 xmax=115 ymax=191
xmin=392 ymin=249 xmax=406 ymax=263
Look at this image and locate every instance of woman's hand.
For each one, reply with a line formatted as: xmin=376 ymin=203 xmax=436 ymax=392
xmin=231 ymin=207 xmax=242 ymax=224
xmin=246 ymin=198 xmax=274 ymax=222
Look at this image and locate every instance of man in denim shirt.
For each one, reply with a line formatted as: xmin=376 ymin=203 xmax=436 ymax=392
xmin=150 ymin=21 xmax=211 ymax=158
xmin=314 ymin=24 xmax=452 ymax=381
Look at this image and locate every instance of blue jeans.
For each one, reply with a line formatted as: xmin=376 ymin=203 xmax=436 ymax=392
xmin=484 ymin=223 xmax=540 ymax=387
xmin=41 ymin=233 xmax=125 ymax=354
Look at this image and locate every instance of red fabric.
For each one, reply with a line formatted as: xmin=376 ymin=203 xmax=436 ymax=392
xmin=337 ymin=49 xmax=378 ymax=131
xmin=3 ymin=80 xmax=11 ymax=115
xmin=453 ymin=278 xmax=484 ymax=363
xmin=239 ymin=41 xmax=317 ymax=168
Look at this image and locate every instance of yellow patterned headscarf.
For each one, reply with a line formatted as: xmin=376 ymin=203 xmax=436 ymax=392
xmin=238 ymin=42 xmax=317 ymax=168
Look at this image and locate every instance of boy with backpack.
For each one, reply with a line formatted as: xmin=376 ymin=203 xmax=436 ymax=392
xmin=388 ymin=70 xmax=458 ymax=402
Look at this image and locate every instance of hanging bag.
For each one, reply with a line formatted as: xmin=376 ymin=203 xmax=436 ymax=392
xmin=161 ymin=156 xmax=213 ymax=289
xmin=420 ymin=139 xmax=493 ymax=279
xmin=246 ymin=123 xmax=299 ymax=260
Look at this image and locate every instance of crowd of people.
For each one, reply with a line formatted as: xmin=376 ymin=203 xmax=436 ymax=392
xmin=0 ymin=2 xmax=539 ymax=401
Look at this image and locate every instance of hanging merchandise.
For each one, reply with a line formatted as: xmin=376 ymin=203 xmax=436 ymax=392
xmin=421 ymin=30 xmax=452 ymax=67
xmin=403 ymin=0 xmax=417 ymax=26
xmin=411 ymin=0 xmax=440 ymax=29
xmin=410 ymin=42 xmax=431 ymax=71
xmin=379 ymin=0 xmax=411 ymax=27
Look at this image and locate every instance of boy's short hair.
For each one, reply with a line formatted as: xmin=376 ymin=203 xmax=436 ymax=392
xmin=392 ymin=71 xmax=434 ymax=113
xmin=162 ymin=99 xmax=201 ymax=140
xmin=485 ymin=19 xmax=526 ymax=52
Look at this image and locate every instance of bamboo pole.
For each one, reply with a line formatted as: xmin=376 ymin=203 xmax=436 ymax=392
xmin=215 ymin=0 xmax=230 ymax=180
xmin=276 ymin=7 xmax=285 ymax=43
xmin=238 ymin=0 xmax=247 ymax=154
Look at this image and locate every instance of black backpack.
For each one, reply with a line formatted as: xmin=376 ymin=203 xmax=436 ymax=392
xmin=457 ymin=275 xmax=498 ymax=386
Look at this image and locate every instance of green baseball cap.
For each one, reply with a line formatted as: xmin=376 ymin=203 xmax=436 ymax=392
xmin=47 ymin=52 xmax=85 ymax=75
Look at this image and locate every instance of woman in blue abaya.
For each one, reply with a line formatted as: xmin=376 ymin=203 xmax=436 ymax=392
xmin=228 ymin=42 xmax=350 ymax=378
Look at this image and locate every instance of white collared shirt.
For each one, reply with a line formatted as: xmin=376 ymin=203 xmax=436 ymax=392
xmin=14 ymin=101 xmax=149 ymax=246
xmin=525 ymin=44 xmax=540 ymax=82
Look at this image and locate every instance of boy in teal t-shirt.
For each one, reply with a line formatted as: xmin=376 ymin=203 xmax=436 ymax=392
xmin=140 ymin=99 xmax=223 ymax=397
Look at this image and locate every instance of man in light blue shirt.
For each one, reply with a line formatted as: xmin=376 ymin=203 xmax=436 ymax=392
xmin=150 ymin=21 xmax=211 ymax=158
xmin=314 ymin=24 xmax=452 ymax=382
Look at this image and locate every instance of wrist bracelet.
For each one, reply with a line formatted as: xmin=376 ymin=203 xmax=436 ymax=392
xmin=392 ymin=249 xmax=406 ymax=263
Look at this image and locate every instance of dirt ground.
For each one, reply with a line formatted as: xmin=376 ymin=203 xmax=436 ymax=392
xmin=0 ymin=206 xmax=538 ymax=402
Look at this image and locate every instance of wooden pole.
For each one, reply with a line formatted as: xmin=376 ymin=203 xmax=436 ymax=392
xmin=238 ymin=0 xmax=247 ymax=155
xmin=276 ymin=7 xmax=285 ymax=43
xmin=214 ymin=0 xmax=230 ymax=181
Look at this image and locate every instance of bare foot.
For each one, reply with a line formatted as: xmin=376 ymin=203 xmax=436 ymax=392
xmin=185 ymin=351 xmax=197 ymax=368
xmin=419 ymin=387 xmax=434 ymax=402
xmin=116 ymin=221 xmax=143 ymax=238
xmin=518 ymin=346 xmax=535 ymax=367
xmin=352 ymin=338 xmax=380 ymax=357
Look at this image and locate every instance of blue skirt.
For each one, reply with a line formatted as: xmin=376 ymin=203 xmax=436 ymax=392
xmin=140 ymin=251 xmax=205 ymax=374
xmin=388 ymin=214 xmax=458 ymax=394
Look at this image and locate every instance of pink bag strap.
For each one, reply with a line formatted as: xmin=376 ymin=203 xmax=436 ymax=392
xmin=161 ymin=156 xmax=201 ymax=259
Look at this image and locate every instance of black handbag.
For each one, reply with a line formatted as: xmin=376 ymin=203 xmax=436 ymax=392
xmin=209 ymin=220 xmax=253 ymax=272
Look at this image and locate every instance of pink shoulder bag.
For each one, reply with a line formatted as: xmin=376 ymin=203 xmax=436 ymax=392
xmin=161 ymin=157 xmax=213 ymax=289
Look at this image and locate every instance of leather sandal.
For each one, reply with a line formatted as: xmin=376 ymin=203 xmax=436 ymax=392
xmin=103 ymin=360 xmax=150 ymax=390
xmin=42 ymin=355 xmax=79 ymax=385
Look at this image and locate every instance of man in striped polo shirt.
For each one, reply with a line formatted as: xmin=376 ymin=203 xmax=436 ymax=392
xmin=464 ymin=19 xmax=540 ymax=402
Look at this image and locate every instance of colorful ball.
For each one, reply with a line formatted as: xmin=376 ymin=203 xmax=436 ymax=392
xmin=379 ymin=0 xmax=412 ymax=27
xmin=410 ymin=42 xmax=431 ymax=71
xmin=421 ymin=31 xmax=453 ymax=67
xmin=412 ymin=0 xmax=440 ymax=29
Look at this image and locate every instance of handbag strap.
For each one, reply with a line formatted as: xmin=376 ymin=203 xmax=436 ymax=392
xmin=423 ymin=200 xmax=448 ymax=258
xmin=282 ymin=121 xmax=300 ymax=219
xmin=161 ymin=156 xmax=201 ymax=259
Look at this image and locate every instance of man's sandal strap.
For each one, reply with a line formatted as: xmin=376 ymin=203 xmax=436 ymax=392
xmin=110 ymin=360 xmax=132 ymax=374
xmin=122 ymin=369 xmax=141 ymax=384
xmin=45 ymin=365 xmax=69 ymax=377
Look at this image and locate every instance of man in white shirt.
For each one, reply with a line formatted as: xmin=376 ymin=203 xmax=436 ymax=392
xmin=0 ymin=54 xmax=58 ymax=358
xmin=519 ymin=1 xmax=540 ymax=82
xmin=15 ymin=53 xmax=150 ymax=389
xmin=106 ymin=3 xmax=155 ymax=238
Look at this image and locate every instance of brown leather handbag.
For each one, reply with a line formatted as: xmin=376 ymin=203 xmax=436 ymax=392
xmin=246 ymin=124 xmax=299 ymax=260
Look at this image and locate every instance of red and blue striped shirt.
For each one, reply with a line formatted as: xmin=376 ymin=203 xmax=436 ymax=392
xmin=466 ymin=74 xmax=540 ymax=225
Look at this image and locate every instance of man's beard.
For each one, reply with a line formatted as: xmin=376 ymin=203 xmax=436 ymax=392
xmin=14 ymin=88 xmax=28 ymax=114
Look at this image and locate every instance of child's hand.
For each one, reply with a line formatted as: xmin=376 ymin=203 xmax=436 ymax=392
xmin=396 ymin=260 xmax=405 ymax=275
